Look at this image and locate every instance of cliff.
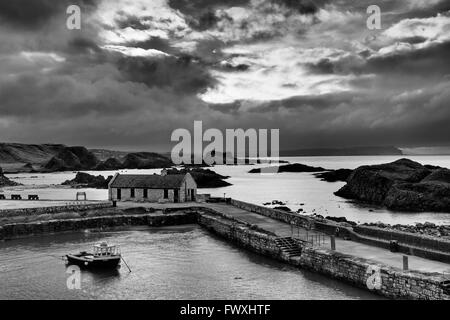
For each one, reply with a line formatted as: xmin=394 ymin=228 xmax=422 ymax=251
xmin=335 ymin=159 xmax=450 ymax=212
xmin=44 ymin=146 xmax=100 ymax=171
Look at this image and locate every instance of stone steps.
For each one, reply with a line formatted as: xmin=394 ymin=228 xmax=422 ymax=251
xmin=275 ymin=237 xmax=303 ymax=257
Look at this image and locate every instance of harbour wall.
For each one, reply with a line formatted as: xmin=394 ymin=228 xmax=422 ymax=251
xmin=0 ymin=212 xmax=196 ymax=240
xmin=197 ymin=209 xmax=450 ymax=300
xmin=1 ymin=203 xmax=449 ymax=299
xmin=0 ymin=202 xmax=113 ymax=217
xmin=230 ymin=199 xmax=450 ymax=263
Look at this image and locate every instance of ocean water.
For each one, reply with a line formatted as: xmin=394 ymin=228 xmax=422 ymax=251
xmin=0 ymin=225 xmax=381 ymax=300
xmin=1 ymin=156 xmax=450 ymax=225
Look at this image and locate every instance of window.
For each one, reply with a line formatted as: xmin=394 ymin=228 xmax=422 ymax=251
xmin=130 ymin=188 xmax=135 ymax=198
xmin=163 ymin=189 xmax=168 ymax=199
xmin=143 ymin=189 xmax=148 ymax=198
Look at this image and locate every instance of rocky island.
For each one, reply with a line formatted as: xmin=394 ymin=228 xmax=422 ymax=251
xmin=249 ymin=163 xmax=327 ymax=174
xmin=335 ymin=159 xmax=450 ymax=212
xmin=62 ymin=172 xmax=113 ymax=189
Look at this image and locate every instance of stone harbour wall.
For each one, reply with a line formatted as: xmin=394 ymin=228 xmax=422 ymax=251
xmin=296 ymin=247 xmax=449 ymax=300
xmin=0 ymin=212 xmax=196 ymax=240
xmin=230 ymin=199 xmax=313 ymax=229
xmin=197 ymin=212 xmax=282 ymax=259
xmin=197 ymin=209 xmax=450 ymax=300
xmin=0 ymin=202 xmax=113 ymax=217
xmin=231 ymin=199 xmax=450 ymax=263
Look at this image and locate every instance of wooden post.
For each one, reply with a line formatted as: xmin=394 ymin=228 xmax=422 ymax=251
xmin=403 ymin=255 xmax=409 ymax=271
xmin=331 ymin=236 xmax=336 ymax=250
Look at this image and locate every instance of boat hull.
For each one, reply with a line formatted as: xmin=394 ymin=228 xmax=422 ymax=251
xmin=66 ymin=254 xmax=121 ymax=269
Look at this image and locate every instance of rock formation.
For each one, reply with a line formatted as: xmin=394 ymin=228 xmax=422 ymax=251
xmin=0 ymin=167 xmax=21 ymax=187
xmin=94 ymin=157 xmax=123 ymax=170
xmin=44 ymin=147 xmax=99 ymax=171
xmin=314 ymin=169 xmax=353 ymax=182
xmin=62 ymin=172 xmax=113 ymax=189
xmin=121 ymin=152 xmax=173 ymax=169
xmin=249 ymin=163 xmax=327 ymax=174
xmin=335 ymin=159 xmax=450 ymax=212
xmin=166 ymin=168 xmax=232 ymax=188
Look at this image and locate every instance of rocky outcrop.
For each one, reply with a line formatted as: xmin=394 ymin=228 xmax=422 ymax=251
xmin=62 ymin=172 xmax=113 ymax=189
xmin=44 ymin=147 xmax=99 ymax=171
xmin=314 ymin=169 xmax=353 ymax=182
xmin=0 ymin=167 xmax=21 ymax=187
xmin=166 ymin=168 xmax=231 ymax=188
xmin=335 ymin=159 xmax=450 ymax=212
xmin=249 ymin=163 xmax=327 ymax=174
xmin=94 ymin=157 xmax=123 ymax=170
xmin=122 ymin=152 xmax=173 ymax=169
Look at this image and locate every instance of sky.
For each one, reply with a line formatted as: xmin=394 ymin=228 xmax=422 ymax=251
xmin=0 ymin=0 xmax=449 ymax=151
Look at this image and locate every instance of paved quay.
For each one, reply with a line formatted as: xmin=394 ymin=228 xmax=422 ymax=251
xmin=118 ymin=201 xmax=450 ymax=274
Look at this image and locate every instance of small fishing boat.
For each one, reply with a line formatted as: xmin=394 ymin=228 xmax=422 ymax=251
xmin=66 ymin=242 xmax=121 ymax=269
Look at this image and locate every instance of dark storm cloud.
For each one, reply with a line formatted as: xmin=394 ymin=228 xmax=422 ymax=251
xmin=168 ymin=0 xmax=250 ymax=16
xmin=116 ymin=54 xmax=217 ymax=94
xmin=276 ymin=0 xmax=329 ymax=14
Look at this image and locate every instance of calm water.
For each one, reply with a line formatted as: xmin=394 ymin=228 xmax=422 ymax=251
xmin=2 ymin=155 xmax=450 ymax=225
xmin=0 ymin=226 xmax=380 ymax=300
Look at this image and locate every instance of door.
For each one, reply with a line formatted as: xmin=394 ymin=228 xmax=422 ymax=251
xmin=117 ymin=189 xmax=121 ymax=200
xmin=191 ymin=189 xmax=195 ymax=201
xmin=174 ymin=189 xmax=179 ymax=203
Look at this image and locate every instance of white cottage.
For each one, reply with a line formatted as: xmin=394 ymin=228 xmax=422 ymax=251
xmin=108 ymin=172 xmax=197 ymax=203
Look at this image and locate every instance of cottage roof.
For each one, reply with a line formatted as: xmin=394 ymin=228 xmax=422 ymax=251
xmin=110 ymin=174 xmax=187 ymax=189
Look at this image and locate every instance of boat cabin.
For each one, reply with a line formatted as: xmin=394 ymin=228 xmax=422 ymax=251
xmin=93 ymin=242 xmax=120 ymax=256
